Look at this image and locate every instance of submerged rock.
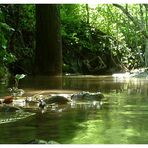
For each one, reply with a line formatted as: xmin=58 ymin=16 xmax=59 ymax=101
xmin=0 ymin=104 xmax=21 ymax=112
xmin=47 ymin=140 xmax=60 ymax=144
xmin=0 ymin=111 xmax=35 ymax=124
xmin=26 ymin=139 xmax=59 ymax=144
xmin=71 ymin=91 xmax=104 ymax=101
xmin=26 ymin=139 xmax=48 ymax=144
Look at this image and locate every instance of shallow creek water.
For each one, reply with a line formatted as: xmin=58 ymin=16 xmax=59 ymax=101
xmin=0 ymin=75 xmax=148 ymax=144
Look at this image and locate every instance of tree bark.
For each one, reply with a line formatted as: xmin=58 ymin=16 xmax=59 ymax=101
xmin=34 ymin=4 xmax=62 ymax=76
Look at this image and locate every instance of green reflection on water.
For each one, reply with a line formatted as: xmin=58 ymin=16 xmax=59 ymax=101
xmin=0 ymin=76 xmax=148 ymax=144
xmin=0 ymin=97 xmax=148 ymax=144
xmin=65 ymin=90 xmax=148 ymax=144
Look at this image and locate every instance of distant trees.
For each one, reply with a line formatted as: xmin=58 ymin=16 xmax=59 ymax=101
xmin=113 ymin=4 xmax=148 ymax=67
xmin=0 ymin=4 xmax=148 ymax=81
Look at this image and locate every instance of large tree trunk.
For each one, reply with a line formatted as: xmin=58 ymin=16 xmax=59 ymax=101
xmin=34 ymin=4 xmax=62 ymax=76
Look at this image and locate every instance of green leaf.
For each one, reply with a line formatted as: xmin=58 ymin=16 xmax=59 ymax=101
xmin=15 ymin=74 xmax=26 ymax=80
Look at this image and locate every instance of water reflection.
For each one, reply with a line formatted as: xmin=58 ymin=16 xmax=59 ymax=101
xmin=0 ymin=75 xmax=148 ymax=144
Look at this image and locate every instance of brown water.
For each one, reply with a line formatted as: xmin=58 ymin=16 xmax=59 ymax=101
xmin=0 ymin=75 xmax=148 ymax=144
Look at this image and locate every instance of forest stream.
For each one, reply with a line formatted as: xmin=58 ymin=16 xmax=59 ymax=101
xmin=0 ymin=75 xmax=148 ymax=144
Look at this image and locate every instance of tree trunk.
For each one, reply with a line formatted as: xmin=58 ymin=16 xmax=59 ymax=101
xmin=34 ymin=4 xmax=62 ymax=76
xmin=86 ymin=4 xmax=89 ymax=24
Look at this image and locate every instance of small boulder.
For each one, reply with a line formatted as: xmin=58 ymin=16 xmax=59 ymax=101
xmin=3 ymin=96 xmax=13 ymax=104
xmin=45 ymin=96 xmax=70 ymax=105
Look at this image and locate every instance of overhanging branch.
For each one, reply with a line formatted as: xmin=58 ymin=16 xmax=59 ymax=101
xmin=113 ymin=4 xmax=148 ymax=38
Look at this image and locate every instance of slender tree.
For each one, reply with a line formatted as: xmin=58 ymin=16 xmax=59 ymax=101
xmin=34 ymin=4 xmax=62 ymax=75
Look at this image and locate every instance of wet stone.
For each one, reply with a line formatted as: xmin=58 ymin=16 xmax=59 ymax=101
xmin=26 ymin=139 xmax=59 ymax=144
xmin=45 ymin=95 xmax=70 ymax=105
xmin=26 ymin=139 xmax=48 ymax=144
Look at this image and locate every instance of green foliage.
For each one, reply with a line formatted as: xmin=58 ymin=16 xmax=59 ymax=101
xmin=61 ymin=4 xmax=116 ymax=74
xmin=0 ymin=4 xmax=35 ymax=75
xmin=15 ymin=74 xmax=26 ymax=80
xmin=0 ymin=4 xmax=147 ymax=76
xmin=0 ymin=7 xmax=16 ymax=80
xmin=61 ymin=4 xmax=147 ymax=73
xmin=20 ymin=5 xmax=35 ymax=31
